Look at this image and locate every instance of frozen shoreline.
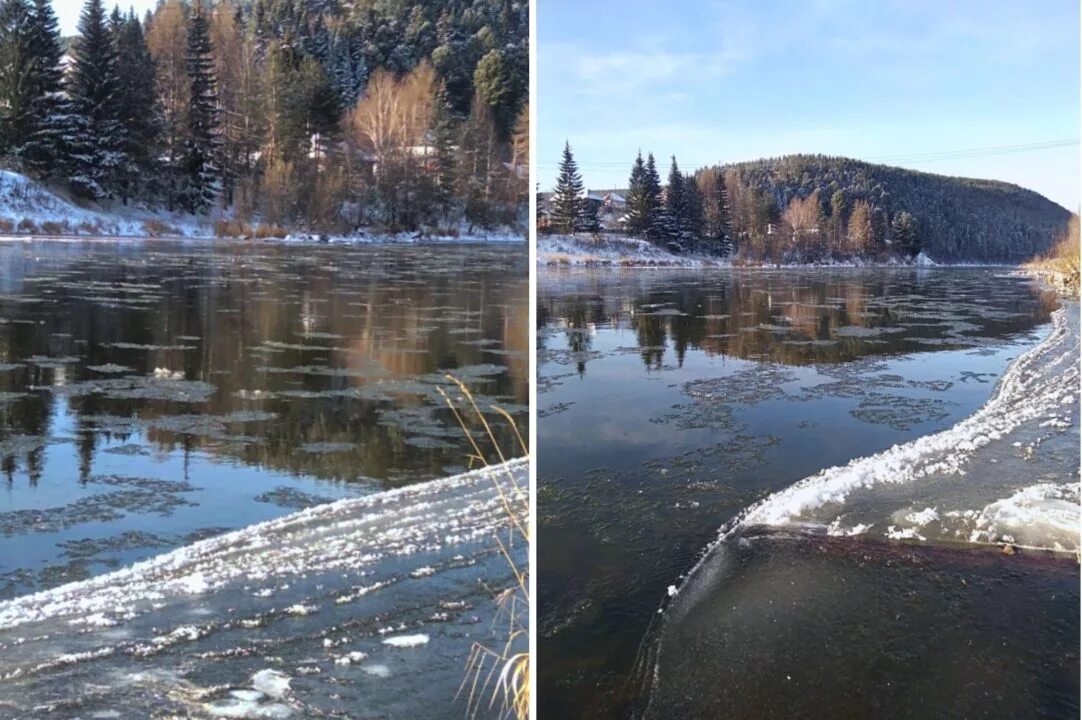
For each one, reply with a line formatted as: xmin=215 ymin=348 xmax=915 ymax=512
xmin=0 ymin=458 xmax=528 ymax=718
xmin=0 ymin=170 xmax=525 ymax=246
xmin=539 ymin=233 xmax=1003 ymax=268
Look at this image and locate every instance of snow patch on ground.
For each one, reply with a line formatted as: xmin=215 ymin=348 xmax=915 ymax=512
xmin=0 ymin=170 xmax=524 ymax=244
xmin=0 ymin=171 xmax=212 ymax=238
xmin=539 ymin=234 xmax=725 ymax=267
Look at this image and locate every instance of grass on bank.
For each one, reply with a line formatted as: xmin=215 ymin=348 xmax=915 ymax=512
xmin=437 ymin=376 xmax=529 ymax=720
xmin=1026 ymin=213 xmax=1079 ymax=277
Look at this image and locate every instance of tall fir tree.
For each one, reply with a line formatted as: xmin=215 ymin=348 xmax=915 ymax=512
xmin=624 ymin=151 xmax=650 ymax=236
xmin=183 ymin=2 xmax=222 ymax=212
xmin=0 ymin=0 xmax=34 ymax=156
xmin=551 ymin=141 xmax=584 ymax=234
xmin=663 ymin=156 xmax=689 ymax=245
xmin=643 ymin=152 xmax=665 ymax=242
xmin=684 ymin=173 xmax=705 ymax=250
xmin=67 ymin=0 xmax=127 ymax=198
xmin=711 ymin=168 xmax=733 ymax=255
xmin=113 ymin=9 xmax=160 ymax=201
xmin=430 ymin=87 xmax=457 ymax=219
xmin=18 ymin=0 xmax=70 ymax=178
xmin=891 ymin=210 xmax=921 ymax=257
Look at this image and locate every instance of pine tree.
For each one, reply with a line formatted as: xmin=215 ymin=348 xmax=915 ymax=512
xmin=710 ymin=168 xmax=733 ymax=256
xmin=551 ymin=141 xmax=583 ymax=234
xmin=663 ymin=156 xmax=689 ymax=246
xmin=67 ymin=0 xmax=127 ymax=199
xmin=0 ymin=0 xmax=34 ymax=156
xmin=14 ymin=0 xmax=69 ymax=177
xmin=891 ymin=211 xmax=921 ymax=257
xmin=684 ymin=174 xmax=705 ymax=250
xmin=182 ymin=2 xmax=222 ymax=213
xmin=430 ymin=87 xmax=457 ymax=219
xmin=329 ymin=31 xmax=366 ymax=108
xmin=113 ymin=9 xmax=160 ymax=201
xmin=643 ymin=152 xmax=665 ymax=242
xmin=624 ymin=151 xmax=649 ymax=236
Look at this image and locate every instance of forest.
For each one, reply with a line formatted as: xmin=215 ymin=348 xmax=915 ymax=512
xmin=548 ymin=146 xmax=1071 ymax=263
xmin=0 ymin=0 xmax=528 ymax=234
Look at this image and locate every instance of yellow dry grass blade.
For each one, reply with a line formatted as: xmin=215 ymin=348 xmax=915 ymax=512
xmin=437 ymin=376 xmax=529 ymax=720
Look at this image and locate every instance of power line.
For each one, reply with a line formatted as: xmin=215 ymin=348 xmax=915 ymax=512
xmin=535 ymin=138 xmax=1079 ymax=172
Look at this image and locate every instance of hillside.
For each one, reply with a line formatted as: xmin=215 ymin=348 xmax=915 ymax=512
xmin=721 ymin=155 xmax=1070 ymax=263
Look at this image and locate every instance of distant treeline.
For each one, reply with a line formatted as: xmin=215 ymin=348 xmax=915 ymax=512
xmin=0 ymin=0 xmax=528 ymax=232
xmin=549 ymin=146 xmax=1070 ymax=263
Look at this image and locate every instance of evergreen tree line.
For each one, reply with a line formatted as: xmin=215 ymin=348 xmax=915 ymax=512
xmin=548 ymin=143 xmax=731 ymax=256
xmin=551 ymin=148 xmax=1071 ymax=262
xmin=0 ymin=0 xmax=528 ymax=232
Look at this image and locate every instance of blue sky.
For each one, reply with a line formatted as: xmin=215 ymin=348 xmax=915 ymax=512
xmin=53 ymin=0 xmax=156 ymax=36
xmin=539 ymin=0 xmax=1080 ymax=209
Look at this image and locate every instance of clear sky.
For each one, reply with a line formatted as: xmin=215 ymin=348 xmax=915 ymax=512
xmin=53 ymin=0 xmax=157 ymax=36
xmin=538 ymin=0 xmax=1080 ymax=209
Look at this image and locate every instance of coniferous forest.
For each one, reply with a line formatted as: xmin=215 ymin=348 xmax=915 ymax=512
xmin=0 ymin=0 xmax=528 ymax=234
xmin=548 ymin=145 xmax=1071 ymax=264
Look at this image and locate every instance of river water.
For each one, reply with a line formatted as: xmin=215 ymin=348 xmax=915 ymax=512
xmin=537 ymin=267 xmax=1077 ymax=719
xmin=0 ymin=239 xmax=528 ymax=719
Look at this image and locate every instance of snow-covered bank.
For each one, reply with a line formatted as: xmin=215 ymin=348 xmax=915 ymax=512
xmin=0 ymin=170 xmax=214 ymax=238
xmin=540 ymin=234 xmax=963 ymax=268
xmin=0 ymin=459 xmax=527 ymax=719
xmin=539 ymin=234 xmax=724 ymax=267
xmin=674 ymin=304 xmax=1078 ymax=581
xmin=0 ymin=171 xmax=524 ymax=244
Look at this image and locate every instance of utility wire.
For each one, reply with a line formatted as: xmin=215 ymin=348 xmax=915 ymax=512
xmin=535 ymin=138 xmax=1079 ymax=172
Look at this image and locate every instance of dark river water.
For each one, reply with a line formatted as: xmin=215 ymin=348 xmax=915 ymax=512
xmin=537 ymin=267 xmax=1078 ymax=719
xmin=0 ymin=240 xmax=528 ymax=718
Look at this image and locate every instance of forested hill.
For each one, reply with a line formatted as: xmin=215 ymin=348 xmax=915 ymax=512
xmin=721 ymin=155 xmax=1070 ymax=262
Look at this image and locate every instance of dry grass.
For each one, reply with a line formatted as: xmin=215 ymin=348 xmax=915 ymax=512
xmin=143 ymin=219 xmax=180 ymax=237
xmin=437 ymin=376 xmax=529 ymax=720
xmin=1027 ymin=214 xmax=1080 ymax=276
xmin=39 ymin=220 xmax=66 ymax=235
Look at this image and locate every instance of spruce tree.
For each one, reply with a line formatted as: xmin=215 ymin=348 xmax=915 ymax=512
xmin=18 ymin=0 xmax=69 ymax=178
xmin=67 ymin=0 xmax=126 ymax=199
xmin=663 ymin=156 xmax=688 ymax=246
xmin=891 ymin=211 xmax=921 ymax=257
xmin=113 ymin=10 xmax=160 ymax=201
xmin=711 ymin=168 xmax=733 ymax=255
xmin=684 ymin=174 xmax=705 ymax=251
xmin=643 ymin=152 xmax=665 ymax=242
xmin=430 ymin=88 xmax=457 ymax=220
xmin=183 ymin=3 xmax=222 ymax=213
xmin=551 ymin=141 xmax=583 ymax=234
xmin=0 ymin=0 xmax=34 ymax=157
xmin=624 ymin=151 xmax=649 ymax=236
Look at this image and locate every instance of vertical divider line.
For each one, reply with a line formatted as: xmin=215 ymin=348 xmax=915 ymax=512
xmin=527 ymin=0 xmax=538 ymax=716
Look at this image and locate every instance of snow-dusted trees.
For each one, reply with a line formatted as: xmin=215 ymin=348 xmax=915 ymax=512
xmin=701 ymin=168 xmax=732 ymax=256
xmin=0 ymin=0 xmax=527 ymax=231
xmin=181 ymin=3 xmax=221 ymax=213
xmin=11 ymin=0 xmax=69 ymax=178
xmin=67 ymin=0 xmax=126 ymax=199
xmin=891 ymin=211 xmax=921 ymax=257
xmin=112 ymin=8 xmax=159 ymax=201
xmin=624 ymin=152 xmax=649 ymax=236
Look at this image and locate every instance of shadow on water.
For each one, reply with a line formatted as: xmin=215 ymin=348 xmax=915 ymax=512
xmin=641 ymin=529 xmax=1079 ymax=720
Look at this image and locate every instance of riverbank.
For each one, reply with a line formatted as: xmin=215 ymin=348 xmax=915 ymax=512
xmin=539 ymin=233 xmax=941 ymax=268
xmin=0 ymin=458 xmax=527 ymax=719
xmin=0 ymin=170 xmax=525 ymax=244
